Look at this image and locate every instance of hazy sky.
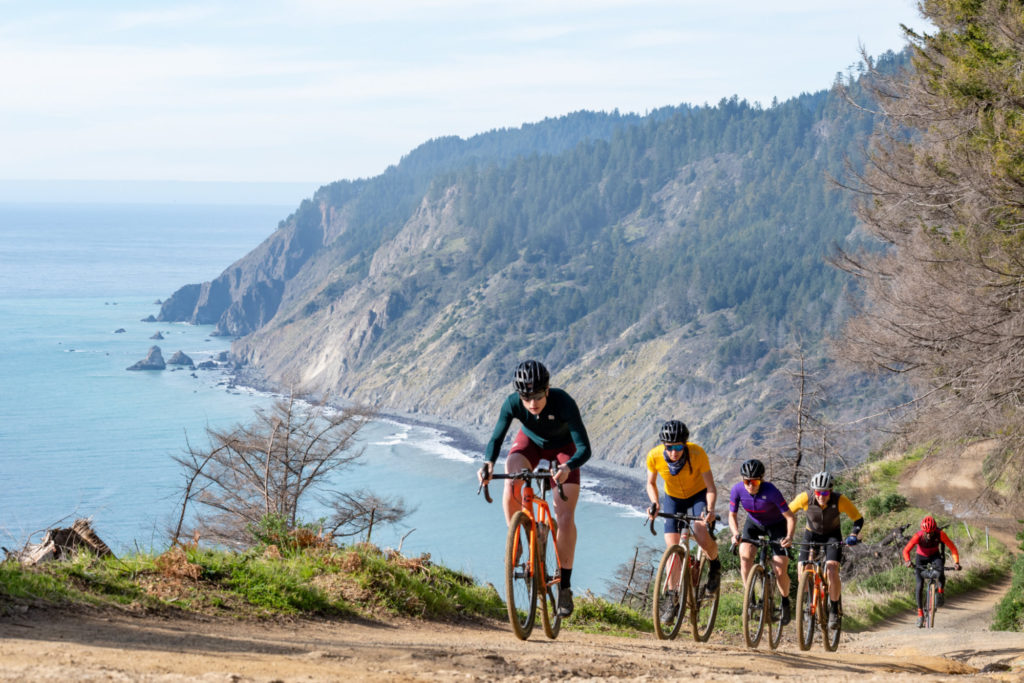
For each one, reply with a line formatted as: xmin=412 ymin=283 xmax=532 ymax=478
xmin=1 ymin=1 xmax=926 ymax=187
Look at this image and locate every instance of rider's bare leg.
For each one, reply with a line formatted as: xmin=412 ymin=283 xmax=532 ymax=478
xmin=825 ymin=560 xmax=841 ymax=601
xmin=501 ymin=452 xmax=531 ymax=525
xmin=551 ymin=483 xmax=580 ymax=570
xmin=773 ymin=555 xmax=791 ymax=596
xmin=662 ymin=531 xmax=682 ymax=589
xmin=691 ymin=521 xmax=719 ymax=560
xmin=739 ymin=541 xmax=756 ymax=584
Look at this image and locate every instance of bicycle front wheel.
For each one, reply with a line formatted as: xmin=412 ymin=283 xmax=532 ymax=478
xmin=537 ymin=520 xmax=561 ymax=639
xmin=690 ymin=554 xmax=720 ymax=642
xmin=504 ymin=511 xmax=537 ymax=640
xmin=652 ymin=544 xmax=688 ymax=640
xmin=823 ymin=592 xmax=842 ymax=651
xmin=795 ymin=569 xmax=816 ymax=651
xmin=767 ymin=578 xmax=782 ymax=651
xmin=926 ymin=582 xmax=937 ymax=629
xmin=742 ymin=564 xmax=767 ymax=648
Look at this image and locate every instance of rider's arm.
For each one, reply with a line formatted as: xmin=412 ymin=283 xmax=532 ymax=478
xmin=728 ymin=510 xmax=741 ymax=541
xmin=484 ymin=395 xmax=516 ymax=465
xmin=838 ymin=495 xmax=864 ymax=537
xmin=902 ymin=533 xmax=919 ymax=563
xmin=561 ymin=394 xmax=592 ymax=471
xmin=939 ymin=530 xmax=961 ymax=564
xmin=782 ymin=507 xmax=796 ymax=546
xmin=788 ymin=490 xmax=809 ymax=514
xmin=645 ymin=468 xmax=661 ymax=515
xmin=701 ymin=469 xmax=717 ymax=522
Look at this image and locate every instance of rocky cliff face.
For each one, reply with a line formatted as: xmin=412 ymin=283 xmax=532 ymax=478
xmin=159 ymin=93 xmax=908 ymax=470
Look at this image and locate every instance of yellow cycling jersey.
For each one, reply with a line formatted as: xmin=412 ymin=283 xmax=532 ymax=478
xmin=646 ymin=443 xmax=712 ymax=499
xmin=789 ymin=490 xmax=862 ymax=534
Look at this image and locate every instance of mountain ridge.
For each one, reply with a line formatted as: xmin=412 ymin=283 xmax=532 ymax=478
xmin=159 ymin=51 xmax=911 ymax=470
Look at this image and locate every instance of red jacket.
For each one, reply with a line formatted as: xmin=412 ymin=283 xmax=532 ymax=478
xmin=902 ymin=529 xmax=959 ymax=564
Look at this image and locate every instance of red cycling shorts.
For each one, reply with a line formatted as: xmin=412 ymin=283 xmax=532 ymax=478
xmin=509 ymin=429 xmax=581 ymax=485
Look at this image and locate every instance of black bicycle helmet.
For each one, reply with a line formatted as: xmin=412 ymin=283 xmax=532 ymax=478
xmin=809 ymin=471 xmax=835 ymax=490
xmin=512 ymin=360 xmax=549 ymax=395
xmin=740 ymin=459 xmax=765 ymax=479
xmin=659 ymin=420 xmax=689 ymax=444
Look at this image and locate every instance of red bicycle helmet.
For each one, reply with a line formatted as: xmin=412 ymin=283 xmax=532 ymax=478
xmin=921 ymin=515 xmax=937 ymax=533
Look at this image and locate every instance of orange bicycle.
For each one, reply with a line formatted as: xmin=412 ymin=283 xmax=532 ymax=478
xmin=479 ymin=467 xmax=566 ymax=640
xmin=795 ymin=541 xmax=843 ymax=651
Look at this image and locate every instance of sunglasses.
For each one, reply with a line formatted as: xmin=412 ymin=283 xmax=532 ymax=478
xmin=814 ymin=489 xmax=832 ymax=496
xmin=664 ymin=443 xmax=686 ymax=452
xmin=519 ymin=390 xmax=547 ymax=402
xmin=743 ymin=478 xmax=761 ymax=485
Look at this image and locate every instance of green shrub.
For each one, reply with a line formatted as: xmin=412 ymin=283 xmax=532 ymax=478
xmin=865 ymin=492 xmax=909 ymax=517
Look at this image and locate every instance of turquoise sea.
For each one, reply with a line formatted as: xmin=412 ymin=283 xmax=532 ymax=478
xmin=0 ymin=201 xmax=651 ymax=595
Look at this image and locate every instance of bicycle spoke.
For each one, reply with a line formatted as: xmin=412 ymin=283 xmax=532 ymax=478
xmin=538 ymin=522 xmax=561 ymax=639
xmin=796 ymin=569 xmax=816 ymax=651
xmin=690 ymin=554 xmax=720 ymax=642
xmin=743 ymin=565 xmax=766 ymax=648
xmin=504 ymin=512 xmax=537 ymax=640
xmin=653 ymin=545 xmax=687 ymax=640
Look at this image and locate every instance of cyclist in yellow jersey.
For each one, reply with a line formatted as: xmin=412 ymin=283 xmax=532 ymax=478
xmin=788 ymin=471 xmax=864 ymax=628
xmin=645 ymin=419 xmax=721 ymax=620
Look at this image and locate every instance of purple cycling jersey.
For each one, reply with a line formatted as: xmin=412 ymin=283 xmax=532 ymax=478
xmin=729 ymin=481 xmax=788 ymax=527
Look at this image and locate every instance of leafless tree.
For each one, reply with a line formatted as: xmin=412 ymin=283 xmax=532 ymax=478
xmin=832 ymin=1 xmax=1024 ymax=484
xmin=172 ymin=395 xmax=408 ymax=548
xmin=766 ymin=346 xmax=847 ymax=499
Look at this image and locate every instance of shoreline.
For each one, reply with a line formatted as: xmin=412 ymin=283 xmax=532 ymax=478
xmin=229 ymin=367 xmax=648 ymax=512
xmin=377 ymin=408 xmax=648 ymax=512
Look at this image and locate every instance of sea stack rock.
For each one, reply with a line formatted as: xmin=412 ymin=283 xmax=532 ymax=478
xmin=167 ymin=350 xmax=194 ymax=367
xmin=150 ymin=331 xmax=164 ymax=340
xmin=141 ymin=314 xmax=157 ymax=323
xmin=126 ymin=346 xmax=166 ymax=371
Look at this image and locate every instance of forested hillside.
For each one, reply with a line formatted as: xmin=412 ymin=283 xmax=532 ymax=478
xmin=160 ymin=52 xmax=911 ymax=469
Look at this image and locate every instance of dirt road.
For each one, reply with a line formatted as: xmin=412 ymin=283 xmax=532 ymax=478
xmin=0 ymin=571 xmax=1020 ymax=683
xmin=2 ymin=444 xmax=1020 ymax=682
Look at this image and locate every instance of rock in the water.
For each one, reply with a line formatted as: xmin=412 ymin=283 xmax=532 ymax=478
xmin=167 ymin=350 xmax=194 ymax=366
xmin=126 ymin=346 xmax=165 ymax=371
xmin=141 ymin=314 xmax=157 ymax=322
xmin=150 ymin=331 xmax=164 ymax=340
xmin=114 ymin=328 xmax=126 ymax=334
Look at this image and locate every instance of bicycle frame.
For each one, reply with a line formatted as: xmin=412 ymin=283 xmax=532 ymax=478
xmin=479 ymin=467 xmax=567 ymax=640
xmin=795 ymin=541 xmax=842 ymax=651
xmin=649 ymin=511 xmax=712 ymax=640
xmin=914 ymin=562 xmax=959 ymax=628
xmin=736 ymin=534 xmax=783 ymax=650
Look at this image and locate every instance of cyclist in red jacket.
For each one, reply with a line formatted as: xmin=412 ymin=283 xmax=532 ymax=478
xmin=902 ymin=515 xmax=961 ymax=627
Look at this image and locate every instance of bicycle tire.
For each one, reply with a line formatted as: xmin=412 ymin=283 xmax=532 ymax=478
xmin=690 ymin=553 xmax=720 ymax=642
xmin=823 ymin=592 xmax=842 ymax=651
xmin=927 ymin=582 xmax=937 ymax=629
xmin=795 ymin=569 xmax=816 ymax=651
xmin=504 ymin=511 xmax=537 ymax=640
xmin=767 ymin=575 xmax=783 ymax=650
xmin=537 ymin=521 xmax=561 ymax=639
xmin=742 ymin=563 xmax=767 ymax=648
xmin=653 ymin=544 xmax=688 ymax=640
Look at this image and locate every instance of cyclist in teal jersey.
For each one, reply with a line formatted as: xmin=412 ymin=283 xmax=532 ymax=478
xmin=478 ymin=360 xmax=591 ymax=618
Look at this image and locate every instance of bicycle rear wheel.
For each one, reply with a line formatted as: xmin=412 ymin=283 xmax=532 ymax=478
xmin=652 ymin=544 xmax=688 ymax=640
xmin=926 ymin=582 xmax=937 ymax=629
xmin=537 ymin=521 xmax=561 ymax=639
xmin=690 ymin=554 xmax=720 ymax=642
xmin=742 ymin=564 xmax=767 ymax=648
xmin=795 ymin=569 xmax=816 ymax=651
xmin=504 ymin=511 xmax=537 ymax=640
xmin=822 ymin=592 xmax=842 ymax=651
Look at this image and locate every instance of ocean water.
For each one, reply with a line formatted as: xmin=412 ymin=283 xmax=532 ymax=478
xmin=0 ymin=202 xmax=651 ymax=595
